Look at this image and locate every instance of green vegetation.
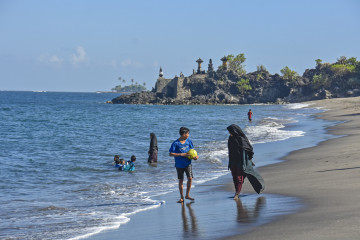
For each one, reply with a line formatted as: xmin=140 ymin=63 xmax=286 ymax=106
xmin=280 ymin=66 xmax=299 ymax=82
xmin=227 ymin=53 xmax=246 ymax=75
xmin=112 ymin=77 xmax=147 ymax=92
xmin=330 ymin=64 xmax=357 ymax=89
xmin=312 ymin=73 xmax=330 ymax=89
xmin=331 ymin=64 xmax=356 ymax=76
xmin=256 ymin=73 xmax=263 ymax=81
xmin=256 ymin=64 xmax=268 ymax=73
xmin=237 ymin=78 xmax=252 ymax=94
xmin=310 ymin=56 xmax=360 ymax=91
xmin=112 ymin=84 xmax=146 ymax=92
xmin=218 ymin=53 xmax=246 ymax=75
xmin=315 ymin=59 xmax=322 ymax=67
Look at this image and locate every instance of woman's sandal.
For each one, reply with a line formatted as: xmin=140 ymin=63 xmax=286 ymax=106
xmin=177 ymin=198 xmax=184 ymax=203
xmin=185 ymin=196 xmax=195 ymax=201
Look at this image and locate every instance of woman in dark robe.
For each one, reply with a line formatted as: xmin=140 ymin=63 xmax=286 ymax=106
xmin=148 ymin=133 xmax=158 ymax=163
xmin=227 ymin=124 xmax=264 ymax=199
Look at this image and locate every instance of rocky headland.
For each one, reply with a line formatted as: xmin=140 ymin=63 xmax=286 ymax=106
xmin=111 ymin=56 xmax=360 ymax=105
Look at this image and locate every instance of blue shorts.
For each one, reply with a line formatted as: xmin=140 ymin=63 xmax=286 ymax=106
xmin=176 ymin=164 xmax=193 ymax=180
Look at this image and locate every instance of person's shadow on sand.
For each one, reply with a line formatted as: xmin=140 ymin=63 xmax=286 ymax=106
xmin=235 ymin=196 xmax=266 ymax=223
xmin=181 ymin=202 xmax=198 ymax=237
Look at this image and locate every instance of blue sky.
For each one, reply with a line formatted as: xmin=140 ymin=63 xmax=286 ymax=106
xmin=1 ymin=0 xmax=359 ymax=92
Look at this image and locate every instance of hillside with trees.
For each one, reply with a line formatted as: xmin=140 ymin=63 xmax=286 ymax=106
xmin=111 ymin=54 xmax=360 ymax=104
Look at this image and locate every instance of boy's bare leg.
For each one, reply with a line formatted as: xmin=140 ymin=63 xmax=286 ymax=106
xmin=177 ymin=179 xmax=184 ymax=203
xmin=185 ymin=177 xmax=194 ymax=200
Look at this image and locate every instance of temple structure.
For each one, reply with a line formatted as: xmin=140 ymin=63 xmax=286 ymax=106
xmin=153 ymin=56 xmax=230 ymax=100
xmin=196 ymin=58 xmax=205 ymax=74
xmin=221 ymin=56 xmax=228 ymax=70
xmin=208 ymin=59 xmax=214 ymax=72
xmin=154 ymin=57 xmax=216 ymax=100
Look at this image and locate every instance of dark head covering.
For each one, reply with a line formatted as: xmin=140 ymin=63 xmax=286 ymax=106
xmin=149 ymin=133 xmax=158 ymax=151
xmin=227 ymin=124 xmax=254 ymax=159
xmin=227 ymin=124 xmax=265 ymax=194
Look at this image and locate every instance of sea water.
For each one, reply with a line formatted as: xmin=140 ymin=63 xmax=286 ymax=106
xmin=0 ymin=91 xmax=335 ymax=240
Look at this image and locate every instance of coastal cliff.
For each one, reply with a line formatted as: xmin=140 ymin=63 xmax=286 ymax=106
xmin=111 ymin=56 xmax=360 ymax=105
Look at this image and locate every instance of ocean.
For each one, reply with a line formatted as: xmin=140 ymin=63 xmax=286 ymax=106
xmin=0 ymin=91 xmax=336 ymax=240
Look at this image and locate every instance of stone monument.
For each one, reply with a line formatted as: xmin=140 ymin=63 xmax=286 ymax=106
xmin=159 ymin=66 xmax=164 ymax=77
xmin=196 ymin=58 xmax=204 ymax=74
xmin=221 ymin=56 xmax=228 ymax=70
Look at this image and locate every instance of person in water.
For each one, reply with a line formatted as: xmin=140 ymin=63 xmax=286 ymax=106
xmin=227 ymin=124 xmax=265 ymax=200
xmin=127 ymin=155 xmax=136 ymax=171
xmin=118 ymin=159 xmax=126 ymax=171
xmin=113 ymin=155 xmax=121 ymax=168
xmin=169 ymin=127 xmax=198 ymax=203
xmin=148 ymin=133 xmax=158 ymax=163
xmin=247 ymin=109 xmax=253 ymax=121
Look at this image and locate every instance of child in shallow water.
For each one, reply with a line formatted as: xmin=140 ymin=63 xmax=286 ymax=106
xmin=118 ymin=155 xmax=136 ymax=172
xmin=113 ymin=155 xmax=121 ymax=168
xmin=127 ymin=155 xmax=136 ymax=171
xmin=118 ymin=159 xmax=126 ymax=171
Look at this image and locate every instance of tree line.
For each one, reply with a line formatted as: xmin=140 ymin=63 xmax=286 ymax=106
xmin=219 ymin=53 xmax=360 ymax=94
xmin=112 ymin=77 xmax=147 ymax=92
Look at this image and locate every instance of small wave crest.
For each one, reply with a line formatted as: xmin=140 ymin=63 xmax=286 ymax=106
xmin=69 ymin=198 xmax=164 ymax=240
xmin=246 ymin=117 xmax=304 ymax=144
xmin=284 ymin=103 xmax=311 ymax=109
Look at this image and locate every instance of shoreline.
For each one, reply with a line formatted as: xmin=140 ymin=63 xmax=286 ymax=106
xmin=222 ymin=96 xmax=360 ymax=239
xmin=83 ymin=97 xmax=360 ymax=240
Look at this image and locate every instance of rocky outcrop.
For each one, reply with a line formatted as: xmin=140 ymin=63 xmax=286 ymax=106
xmin=111 ymin=65 xmax=360 ymax=105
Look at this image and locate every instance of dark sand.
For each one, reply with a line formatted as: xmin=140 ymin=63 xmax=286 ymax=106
xmin=222 ymin=96 xmax=360 ymax=240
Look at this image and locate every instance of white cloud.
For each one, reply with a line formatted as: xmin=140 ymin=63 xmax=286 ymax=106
xmin=37 ymin=54 xmax=63 ymax=66
xmin=121 ymin=59 xmax=132 ymax=67
xmin=120 ymin=59 xmax=143 ymax=68
xmin=49 ymin=55 xmax=63 ymax=64
xmin=71 ymin=46 xmax=87 ymax=66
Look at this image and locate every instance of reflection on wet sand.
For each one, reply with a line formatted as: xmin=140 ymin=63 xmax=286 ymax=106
xmin=181 ymin=202 xmax=198 ymax=237
xmin=236 ymin=196 xmax=266 ymax=223
xmin=85 ymin=192 xmax=300 ymax=240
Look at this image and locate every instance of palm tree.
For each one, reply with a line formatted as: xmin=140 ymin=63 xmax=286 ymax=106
xmin=131 ymin=78 xmax=134 ymax=85
xmin=143 ymin=82 xmax=146 ymax=87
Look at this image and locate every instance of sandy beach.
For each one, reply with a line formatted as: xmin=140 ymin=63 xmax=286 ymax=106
xmin=223 ymin=96 xmax=360 ymax=240
xmin=86 ymin=96 xmax=360 ymax=240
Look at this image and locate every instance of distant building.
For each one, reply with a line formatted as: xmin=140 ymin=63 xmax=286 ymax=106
xmin=159 ymin=66 xmax=164 ymax=78
xmin=208 ymin=59 xmax=214 ymax=72
xmin=196 ymin=58 xmax=205 ymax=74
xmin=221 ymin=56 xmax=228 ymax=70
xmin=154 ymin=57 xmax=210 ymax=100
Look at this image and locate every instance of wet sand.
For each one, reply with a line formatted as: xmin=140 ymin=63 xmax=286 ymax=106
xmin=85 ymin=177 xmax=303 ymax=240
xmin=86 ymin=97 xmax=360 ymax=240
xmin=222 ymin=96 xmax=360 ymax=240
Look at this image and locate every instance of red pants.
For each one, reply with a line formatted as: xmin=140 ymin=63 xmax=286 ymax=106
xmin=231 ymin=167 xmax=246 ymax=194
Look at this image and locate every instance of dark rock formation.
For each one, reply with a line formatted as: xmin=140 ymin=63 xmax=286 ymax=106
xmin=111 ymin=60 xmax=360 ymax=105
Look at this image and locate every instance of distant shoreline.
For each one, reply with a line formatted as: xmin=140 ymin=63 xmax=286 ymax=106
xmin=96 ymin=91 xmax=135 ymax=94
xmin=0 ymin=90 xmax=126 ymax=93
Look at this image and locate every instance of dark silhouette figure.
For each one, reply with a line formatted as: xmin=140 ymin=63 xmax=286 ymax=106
xmin=148 ymin=133 xmax=158 ymax=163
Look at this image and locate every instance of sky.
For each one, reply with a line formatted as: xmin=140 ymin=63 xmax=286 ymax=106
xmin=1 ymin=0 xmax=359 ymax=92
